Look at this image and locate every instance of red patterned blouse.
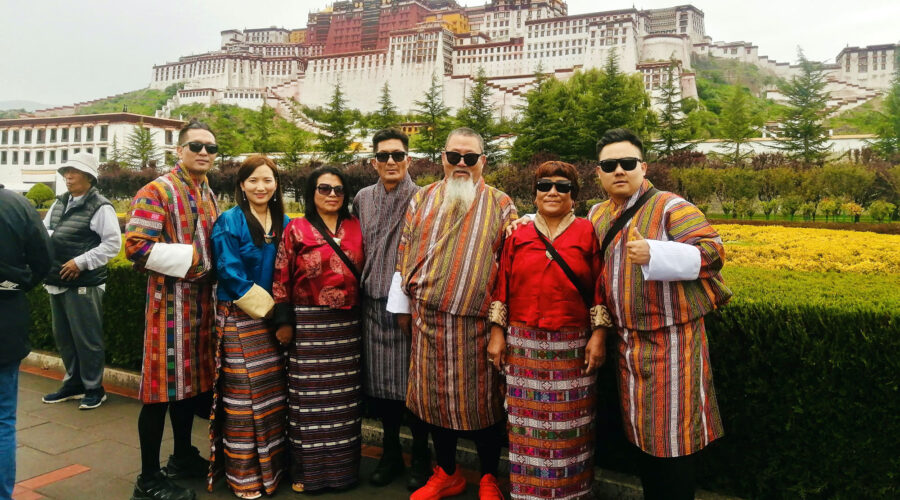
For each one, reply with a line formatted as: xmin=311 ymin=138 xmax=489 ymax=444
xmin=272 ymin=216 xmax=364 ymax=315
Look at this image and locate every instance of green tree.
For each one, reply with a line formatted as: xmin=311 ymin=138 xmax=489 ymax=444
xmin=456 ymin=67 xmax=499 ymax=160
xmin=125 ymin=119 xmax=160 ymax=168
xmin=318 ymin=82 xmax=354 ymax=163
xmin=109 ymin=136 xmax=123 ymax=164
xmin=509 ymin=64 xmax=568 ymax=164
xmin=412 ymin=73 xmax=452 ymax=162
xmin=26 ymin=183 xmax=56 ymax=208
xmin=653 ymin=58 xmax=694 ymax=159
xmin=873 ymin=53 xmax=900 ymax=160
xmin=372 ymin=82 xmax=399 ymax=131
xmin=777 ymin=49 xmax=831 ymax=165
xmin=252 ymin=103 xmax=276 ymax=153
xmin=719 ymin=85 xmax=757 ymax=164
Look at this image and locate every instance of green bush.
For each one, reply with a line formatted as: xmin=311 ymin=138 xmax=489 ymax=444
xmin=26 ymin=183 xmax=56 ymax=209
xmin=27 ymin=261 xmax=900 ymax=498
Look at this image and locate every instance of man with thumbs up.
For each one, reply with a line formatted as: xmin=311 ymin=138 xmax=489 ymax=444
xmin=587 ymin=129 xmax=732 ymax=500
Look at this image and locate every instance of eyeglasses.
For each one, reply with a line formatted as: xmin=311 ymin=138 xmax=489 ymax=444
xmin=374 ymin=151 xmax=407 ymax=163
xmin=443 ymin=151 xmax=482 ymax=167
xmin=535 ymin=179 xmax=574 ymax=194
xmin=182 ymin=142 xmax=219 ymax=154
xmin=598 ymin=157 xmax=641 ymax=173
xmin=316 ymin=184 xmax=345 ymax=196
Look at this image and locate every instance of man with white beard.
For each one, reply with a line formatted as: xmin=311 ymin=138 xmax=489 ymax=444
xmin=388 ymin=128 xmax=517 ymax=500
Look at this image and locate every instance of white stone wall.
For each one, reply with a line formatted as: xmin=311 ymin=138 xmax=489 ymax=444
xmin=835 ymin=46 xmax=896 ymax=90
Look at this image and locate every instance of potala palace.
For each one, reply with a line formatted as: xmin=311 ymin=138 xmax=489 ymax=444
xmin=134 ymin=0 xmax=897 ymax=125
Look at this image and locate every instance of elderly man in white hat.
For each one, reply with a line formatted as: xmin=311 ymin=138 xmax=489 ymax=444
xmin=41 ymin=152 xmax=121 ymax=410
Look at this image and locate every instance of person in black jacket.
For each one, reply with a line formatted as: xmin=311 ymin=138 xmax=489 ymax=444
xmin=0 ymin=183 xmax=52 ymax=499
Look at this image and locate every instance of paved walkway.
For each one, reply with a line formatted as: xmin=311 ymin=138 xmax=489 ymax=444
xmin=13 ymin=370 xmax=491 ymax=500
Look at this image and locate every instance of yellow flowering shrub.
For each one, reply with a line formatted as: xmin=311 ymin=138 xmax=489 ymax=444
xmin=717 ymin=224 xmax=900 ymax=274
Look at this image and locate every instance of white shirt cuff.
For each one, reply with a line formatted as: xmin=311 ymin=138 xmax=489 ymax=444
xmin=386 ymin=271 xmax=411 ymax=314
xmin=145 ymin=243 xmax=194 ymax=278
xmin=640 ymin=240 xmax=701 ymax=281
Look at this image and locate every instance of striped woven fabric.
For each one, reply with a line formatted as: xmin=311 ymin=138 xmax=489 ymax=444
xmin=125 ymin=165 xmax=218 ymax=403
xmin=618 ymin=318 xmax=723 ymax=457
xmin=361 ymin=297 xmax=410 ymax=400
xmin=396 ymin=178 xmax=518 ymax=318
xmin=588 ymin=180 xmax=731 ymax=332
xmin=208 ymin=302 xmax=287 ymax=495
xmin=287 ymin=305 xmax=362 ymax=491
xmin=506 ymin=324 xmax=596 ymax=500
xmin=407 ymin=302 xmax=503 ymax=430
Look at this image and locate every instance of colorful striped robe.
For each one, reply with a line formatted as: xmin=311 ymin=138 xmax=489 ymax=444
xmin=125 ymin=165 xmax=219 ymax=404
xmin=589 ymin=180 xmax=730 ymax=457
xmin=396 ymin=178 xmax=517 ymax=430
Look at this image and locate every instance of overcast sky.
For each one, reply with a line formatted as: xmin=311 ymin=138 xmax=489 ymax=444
xmin=1 ymin=0 xmax=897 ymax=106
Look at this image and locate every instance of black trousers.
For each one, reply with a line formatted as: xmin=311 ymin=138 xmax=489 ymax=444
xmin=369 ymin=397 xmax=429 ymax=456
xmin=137 ymin=396 xmax=201 ymax=476
xmin=635 ymin=446 xmax=697 ymax=500
xmin=428 ymin=422 xmax=504 ymax=477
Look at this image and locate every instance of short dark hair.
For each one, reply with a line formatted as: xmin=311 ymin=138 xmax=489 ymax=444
xmin=372 ymin=128 xmax=409 ymax=152
xmin=445 ymin=127 xmax=485 ymax=153
xmin=178 ymin=119 xmax=215 ymax=145
xmin=596 ymin=128 xmax=644 ymax=159
xmin=534 ymin=161 xmax=580 ymax=199
xmin=303 ymin=166 xmax=351 ymax=229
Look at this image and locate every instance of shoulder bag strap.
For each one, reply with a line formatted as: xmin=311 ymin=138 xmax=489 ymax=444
xmin=534 ymin=226 xmax=592 ymax=308
xmin=311 ymin=220 xmax=362 ymax=283
xmin=600 ymin=187 xmax=658 ymax=257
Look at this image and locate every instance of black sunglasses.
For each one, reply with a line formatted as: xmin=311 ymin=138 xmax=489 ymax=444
xmin=316 ymin=184 xmax=345 ymax=196
xmin=374 ymin=151 xmax=407 ymax=163
xmin=536 ymin=179 xmax=573 ymax=194
xmin=182 ymin=142 xmax=218 ymax=154
xmin=598 ymin=157 xmax=641 ymax=173
xmin=444 ymin=151 xmax=482 ymax=167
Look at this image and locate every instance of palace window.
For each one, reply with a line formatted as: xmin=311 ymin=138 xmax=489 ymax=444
xmin=0 ymin=151 xmax=5 ymax=165
xmin=86 ymin=127 xmax=94 ymax=142
xmin=36 ymin=151 xmax=44 ymax=165
xmin=1 ymin=130 xmax=6 ymax=144
xmin=100 ymin=147 xmax=107 ymax=162
xmin=50 ymin=129 xmax=56 ymax=143
xmin=100 ymin=125 xmax=108 ymax=141
xmin=12 ymin=152 xmax=17 ymax=164
xmin=61 ymin=128 xmax=68 ymax=142
xmin=37 ymin=129 xmax=45 ymax=144
xmin=61 ymin=150 xmax=68 ymax=162
xmin=24 ymin=152 xmax=30 ymax=165
xmin=166 ymin=130 xmax=174 ymax=145
xmin=74 ymin=127 xmax=81 ymax=142
xmin=24 ymin=130 xmax=32 ymax=143
xmin=49 ymin=151 xmax=56 ymax=164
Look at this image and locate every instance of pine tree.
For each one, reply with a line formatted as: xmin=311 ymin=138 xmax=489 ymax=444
xmin=412 ymin=73 xmax=452 ymax=162
xmin=653 ymin=58 xmax=694 ymax=159
xmin=509 ymin=63 xmax=567 ymax=164
xmin=372 ymin=82 xmax=399 ymax=131
xmin=776 ymin=49 xmax=831 ymax=165
xmin=456 ymin=67 xmax=498 ymax=160
xmin=719 ymin=85 xmax=757 ymax=164
xmin=319 ymin=81 xmax=354 ymax=163
xmin=109 ymin=136 xmax=123 ymax=164
xmin=126 ymin=119 xmax=160 ymax=169
xmin=252 ymin=103 xmax=275 ymax=153
xmin=873 ymin=53 xmax=900 ymax=160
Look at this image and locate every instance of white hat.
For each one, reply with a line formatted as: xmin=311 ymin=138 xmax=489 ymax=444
xmin=58 ymin=152 xmax=100 ymax=180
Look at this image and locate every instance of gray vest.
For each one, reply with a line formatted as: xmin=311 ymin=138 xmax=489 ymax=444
xmin=46 ymin=187 xmax=112 ymax=287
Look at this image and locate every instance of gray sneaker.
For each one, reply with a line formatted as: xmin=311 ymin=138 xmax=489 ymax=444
xmin=79 ymin=388 xmax=107 ymax=410
xmin=42 ymin=386 xmax=85 ymax=404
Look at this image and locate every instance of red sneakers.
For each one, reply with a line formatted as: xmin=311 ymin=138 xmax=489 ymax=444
xmin=478 ymin=474 xmax=505 ymax=500
xmin=409 ymin=466 xmax=467 ymax=500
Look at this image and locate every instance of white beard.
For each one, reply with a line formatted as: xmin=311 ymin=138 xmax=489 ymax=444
xmin=441 ymin=177 xmax=476 ymax=214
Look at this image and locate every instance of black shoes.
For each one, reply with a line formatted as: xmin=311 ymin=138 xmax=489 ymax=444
xmin=42 ymin=385 xmax=85 ymax=404
xmin=406 ymin=448 xmax=433 ymax=491
xmin=131 ymin=470 xmax=195 ymax=500
xmin=79 ymin=387 xmax=107 ymax=410
xmin=369 ymin=452 xmax=406 ymax=486
xmin=163 ymin=446 xmax=209 ymax=480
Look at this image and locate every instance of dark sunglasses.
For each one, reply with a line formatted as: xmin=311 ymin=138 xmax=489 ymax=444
xmin=536 ymin=179 xmax=574 ymax=194
xmin=182 ymin=142 xmax=218 ymax=154
xmin=374 ymin=151 xmax=407 ymax=163
xmin=316 ymin=184 xmax=345 ymax=196
xmin=444 ymin=151 xmax=482 ymax=167
xmin=598 ymin=157 xmax=641 ymax=173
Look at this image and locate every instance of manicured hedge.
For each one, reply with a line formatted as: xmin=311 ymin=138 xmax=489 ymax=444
xmin=27 ymin=264 xmax=899 ymax=498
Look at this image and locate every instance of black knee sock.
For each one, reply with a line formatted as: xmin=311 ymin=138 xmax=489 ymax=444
xmin=429 ymin=424 xmax=458 ymax=475
xmin=138 ymin=403 xmax=169 ymax=477
xmin=376 ymin=399 xmax=404 ymax=456
xmin=169 ymin=397 xmax=196 ymax=458
xmin=407 ymin=411 xmax=430 ymax=456
xmin=636 ymin=447 xmax=697 ymax=500
xmin=470 ymin=422 xmax=503 ymax=477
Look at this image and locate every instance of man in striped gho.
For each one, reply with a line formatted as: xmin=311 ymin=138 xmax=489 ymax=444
xmin=353 ymin=128 xmax=431 ymax=490
xmin=588 ymin=128 xmax=732 ymax=500
xmin=388 ymin=128 xmax=518 ymax=500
